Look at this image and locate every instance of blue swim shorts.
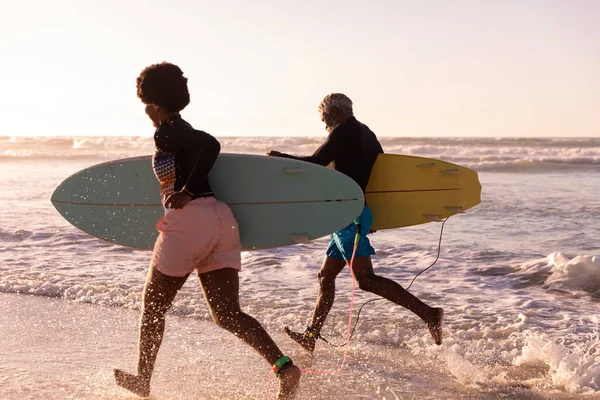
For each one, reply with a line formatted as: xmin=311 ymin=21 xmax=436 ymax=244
xmin=326 ymin=205 xmax=376 ymax=261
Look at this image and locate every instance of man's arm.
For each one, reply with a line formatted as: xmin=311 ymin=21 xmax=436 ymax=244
xmin=268 ymin=130 xmax=342 ymax=166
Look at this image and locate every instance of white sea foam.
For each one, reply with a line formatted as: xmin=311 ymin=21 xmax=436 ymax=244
xmin=1 ymin=136 xmax=599 ymax=172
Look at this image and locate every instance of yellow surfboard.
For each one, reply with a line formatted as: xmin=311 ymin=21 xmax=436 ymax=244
xmin=365 ymin=154 xmax=481 ymax=230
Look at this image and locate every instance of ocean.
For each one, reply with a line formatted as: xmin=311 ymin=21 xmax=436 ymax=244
xmin=1 ymin=135 xmax=599 ymax=399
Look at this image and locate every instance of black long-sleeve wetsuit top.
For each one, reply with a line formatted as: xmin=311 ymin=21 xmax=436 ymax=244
xmin=276 ymin=116 xmax=383 ymax=194
xmin=152 ymin=115 xmax=220 ymax=200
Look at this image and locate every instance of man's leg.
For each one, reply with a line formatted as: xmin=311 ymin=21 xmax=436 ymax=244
xmin=284 ymin=256 xmax=346 ymax=352
xmin=351 ymin=256 xmax=443 ymax=345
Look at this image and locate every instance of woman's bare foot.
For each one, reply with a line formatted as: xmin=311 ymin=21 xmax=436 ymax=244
xmin=283 ymin=326 xmax=316 ymax=353
xmin=426 ymin=308 xmax=444 ymax=345
xmin=277 ymin=362 xmax=301 ymax=399
xmin=114 ymin=369 xmax=150 ymax=398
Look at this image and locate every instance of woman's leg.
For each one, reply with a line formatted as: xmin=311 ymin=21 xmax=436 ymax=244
xmin=198 ymin=267 xmax=300 ymax=399
xmin=114 ymin=266 xmax=188 ymax=397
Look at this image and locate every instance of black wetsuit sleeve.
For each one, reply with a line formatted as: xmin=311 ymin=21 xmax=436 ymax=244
xmin=155 ymin=124 xmax=221 ymax=195
xmin=277 ymin=129 xmax=342 ymax=166
xmin=184 ymin=136 xmax=220 ymax=195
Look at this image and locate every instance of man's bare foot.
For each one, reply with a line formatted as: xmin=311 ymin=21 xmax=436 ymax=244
xmin=426 ymin=308 xmax=444 ymax=345
xmin=283 ymin=327 xmax=316 ymax=353
xmin=277 ymin=362 xmax=301 ymax=399
xmin=114 ymin=369 xmax=150 ymax=398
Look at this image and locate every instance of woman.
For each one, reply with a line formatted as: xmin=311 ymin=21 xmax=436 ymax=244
xmin=114 ymin=62 xmax=300 ymax=399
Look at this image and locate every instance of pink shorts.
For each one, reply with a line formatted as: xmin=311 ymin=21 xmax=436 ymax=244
xmin=151 ymin=197 xmax=242 ymax=277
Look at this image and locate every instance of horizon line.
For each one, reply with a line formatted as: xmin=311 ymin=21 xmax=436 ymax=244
xmin=2 ymin=134 xmax=599 ymax=139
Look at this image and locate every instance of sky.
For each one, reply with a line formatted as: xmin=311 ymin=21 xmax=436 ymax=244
xmin=0 ymin=0 xmax=599 ymax=137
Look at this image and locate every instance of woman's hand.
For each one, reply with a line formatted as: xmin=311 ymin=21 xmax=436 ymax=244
xmin=164 ymin=191 xmax=192 ymax=209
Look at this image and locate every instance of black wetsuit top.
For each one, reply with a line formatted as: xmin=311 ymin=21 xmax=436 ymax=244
xmin=276 ymin=116 xmax=383 ymax=194
xmin=152 ymin=115 xmax=220 ymax=199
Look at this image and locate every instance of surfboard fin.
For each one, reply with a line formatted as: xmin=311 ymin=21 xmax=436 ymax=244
xmin=416 ymin=162 xmax=436 ymax=168
xmin=423 ymin=214 xmax=443 ymax=222
xmin=291 ymin=234 xmax=311 ymax=244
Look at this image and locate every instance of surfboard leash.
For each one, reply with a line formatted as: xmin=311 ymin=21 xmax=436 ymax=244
xmin=318 ymin=216 xmax=450 ymax=348
xmin=265 ymin=217 xmax=449 ymax=397
xmin=265 ymin=220 xmax=363 ymax=398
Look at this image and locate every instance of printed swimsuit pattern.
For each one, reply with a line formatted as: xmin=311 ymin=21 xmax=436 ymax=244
xmin=152 ymin=151 xmax=177 ymax=197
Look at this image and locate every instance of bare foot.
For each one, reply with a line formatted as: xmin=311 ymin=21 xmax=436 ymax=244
xmin=283 ymin=326 xmax=316 ymax=353
xmin=277 ymin=362 xmax=301 ymax=400
xmin=427 ymin=308 xmax=444 ymax=345
xmin=114 ymin=369 xmax=150 ymax=398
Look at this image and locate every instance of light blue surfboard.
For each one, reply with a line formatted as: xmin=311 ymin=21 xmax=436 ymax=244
xmin=51 ymin=154 xmax=364 ymax=251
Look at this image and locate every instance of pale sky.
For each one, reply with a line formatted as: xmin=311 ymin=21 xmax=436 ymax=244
xmin=1 ymin=0 xmax=599 ymax=137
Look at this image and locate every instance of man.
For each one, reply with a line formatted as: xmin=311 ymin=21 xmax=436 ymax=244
xmin=267 ymin=93 xmax=443 ymax=353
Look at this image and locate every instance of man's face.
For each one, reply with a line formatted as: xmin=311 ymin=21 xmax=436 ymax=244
xmin=320 ymin=109 xmax=337 ymax=133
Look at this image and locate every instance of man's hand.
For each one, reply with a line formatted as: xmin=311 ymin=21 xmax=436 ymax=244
xmin=164 ymin=191 xmax=192 ymax=209
xmin=266 ymin=150 xmax=284 ymax=157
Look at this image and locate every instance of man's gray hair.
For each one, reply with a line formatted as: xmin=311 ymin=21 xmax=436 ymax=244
xmin=318 ymin=93 xmax=354 ymax=116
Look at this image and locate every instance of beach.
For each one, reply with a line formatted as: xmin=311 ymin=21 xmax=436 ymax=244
xmin=1 ymin=136 xmax=599 ymax=399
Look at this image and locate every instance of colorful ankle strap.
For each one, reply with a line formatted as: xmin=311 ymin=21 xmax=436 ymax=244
xmin=272 ymin=356 xmax=292 ymax=375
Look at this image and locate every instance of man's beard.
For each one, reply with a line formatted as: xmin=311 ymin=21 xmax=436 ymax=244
xmin=324 ymin=117 xmax=337 ymax=133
